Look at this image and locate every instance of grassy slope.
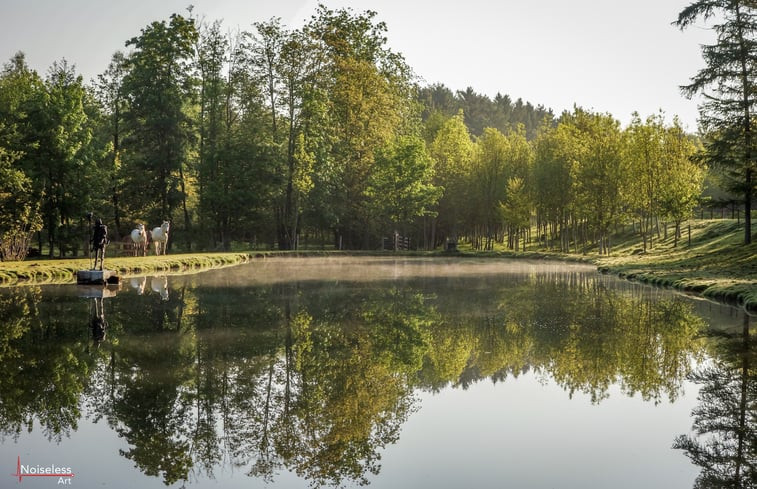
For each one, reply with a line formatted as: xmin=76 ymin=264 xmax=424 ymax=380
xmin=0 ymin=219 xmax=754 ymax=309
xmin=444 ymin=218 xmax=755 ymax=310
xmin=593 ymin=219 xmax=757 ymax=310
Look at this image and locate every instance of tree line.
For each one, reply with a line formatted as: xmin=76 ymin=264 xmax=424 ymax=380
xmin=0 ymin=2 xmax=749 ymax=259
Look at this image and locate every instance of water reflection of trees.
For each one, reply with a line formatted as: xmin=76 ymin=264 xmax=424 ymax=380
xmin=424 ymin=272 xmax=706 ymax=404
xmin=674 ymin=313 xmax=757 ymax=488
xmin=0 ymin=286 xmax=98 ymax=442
xmin=0 ymin=272 xmax=715 ymax=486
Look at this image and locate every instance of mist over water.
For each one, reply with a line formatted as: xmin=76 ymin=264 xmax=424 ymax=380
xmin=179 ymin=256 xmax=598 ymax=286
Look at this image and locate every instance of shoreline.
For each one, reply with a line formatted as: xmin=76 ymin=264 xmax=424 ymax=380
xmin=1 ymin=248 xmax=754 ymax=311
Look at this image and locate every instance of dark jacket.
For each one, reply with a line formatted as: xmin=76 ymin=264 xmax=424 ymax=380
xmin=92 ymin=220 xmax=108 ymax=249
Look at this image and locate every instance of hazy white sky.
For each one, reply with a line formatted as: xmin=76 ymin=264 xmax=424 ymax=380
xmin=1 ymin=0 xmax=714 ymax=130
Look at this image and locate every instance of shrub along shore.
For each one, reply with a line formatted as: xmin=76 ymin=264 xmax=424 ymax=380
xmin=0 ymin=219 xmax=754 ymax=311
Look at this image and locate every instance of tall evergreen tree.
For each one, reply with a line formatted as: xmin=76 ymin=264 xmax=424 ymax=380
xmin=676 ymin=0 xmax=757 ymax=244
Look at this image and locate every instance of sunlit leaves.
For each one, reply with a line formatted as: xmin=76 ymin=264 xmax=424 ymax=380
xmin=366 ymin=135 xmax=441 ymax=227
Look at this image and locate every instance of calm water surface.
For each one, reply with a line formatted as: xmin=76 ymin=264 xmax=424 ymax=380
xmin=0 ymin=257 xmax=754 ymax=489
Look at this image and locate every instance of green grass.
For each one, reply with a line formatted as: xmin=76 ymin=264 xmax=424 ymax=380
xmin=593 ymin=219 xmax=757 ymax=310
xmin=0 ymin=252 xmax=255 ymax=286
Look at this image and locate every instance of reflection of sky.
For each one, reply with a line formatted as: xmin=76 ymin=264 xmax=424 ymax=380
xmin=378 ymin=373 xmax=700 ymax=489
xmin=4 ymin=419 xmax=140 ymax=489
xmin=0 ymin=370 xmax=700 ymax=489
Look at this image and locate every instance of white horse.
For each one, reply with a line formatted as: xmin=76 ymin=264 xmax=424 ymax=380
xmin=151 ymin=221 xmax=170 ymax=255
xmin=130 ymin=223 xmax=148 ymax=256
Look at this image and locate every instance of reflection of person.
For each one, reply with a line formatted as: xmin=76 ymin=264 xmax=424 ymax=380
xmin=90 ymin=297 xmax=107 ymax=343
xmin=91 ymin=218 xmax=109 ymax=271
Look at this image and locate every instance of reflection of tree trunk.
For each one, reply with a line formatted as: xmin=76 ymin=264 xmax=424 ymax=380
xmin=110 ymin=350 xmax=117 ymax=409
xmin=176 ymin=287 xmax=185 ymax=331
xmin=220 ymin=352 xmax=230 ymax=442
xmin=261 ymin=355 xmax=275 ymax=452
xmin=735 ymin=314 xmax=750 ymax=484
xmin=284 ymin=323 xmax=293 ymax=414
xmin=675 ymin=312 xmax=755 ymax=487
xmin=194 ymin=337 xmax=202 ymax=448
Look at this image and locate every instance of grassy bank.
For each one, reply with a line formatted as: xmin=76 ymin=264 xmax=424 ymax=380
xmin=593 ymin=219 xmax=757 ymax=311
xmin=0 ymin=252 xmax=256 ymax=286
xmin=442 ymin=219 xmax=755 ymax=310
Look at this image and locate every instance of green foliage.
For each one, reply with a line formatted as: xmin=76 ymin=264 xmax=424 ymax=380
xmin=625 ymin=113 xmax=705 ymax=249
xmin=0 ymin=4 xmax=743 ymax=258
xmin=0 ymin=146 xmax=41 ymax=260
xmin=428 ymin=111 xmax=474 ymax=244
xmin=194 ymin=20 xmax=276 ymax=250
xmin=469 ymin=126 xmax=533 ymax=249
xmin=659 ymin=119 xmax=706 ymax=244
xmin=0 ymin=54 xmax=101 ymax=258
xmin=418 ymin=84 xmax=554 ymax=140
xmin=366 ymin=135 xmax=441 ymax=228
xmin=93 ymin=51 xmax=128 ymax=235
xmin=500 ymin=177 xmax=530 ymax=242
xmin=532 ymin=121 xmax=578 ymax=251
xmin=299 ymin=4 xmax=417 ymax=249
xmin=568 ymin=109 xmax=627 ymax=253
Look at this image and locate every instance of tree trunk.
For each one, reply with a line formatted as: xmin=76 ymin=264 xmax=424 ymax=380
xmin=736 ymin=2 xmax=752 ymax=244
xmin=745 ymin=168 xmax=752 ymax=244
xmin=179 ymin=162 xmax=190 ymax=251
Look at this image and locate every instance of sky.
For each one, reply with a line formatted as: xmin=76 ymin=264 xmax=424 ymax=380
xmin=0 ymin=0 xmax=715 ymax=131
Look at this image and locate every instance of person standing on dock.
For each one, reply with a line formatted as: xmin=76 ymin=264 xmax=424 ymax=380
xmin=91 ymin=218 xmax=109 ymax=270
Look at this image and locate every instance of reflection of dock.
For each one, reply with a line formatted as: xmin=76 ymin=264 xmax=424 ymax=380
xmin=76 ymin=269 xmax=120 ymax=285
xmin=76 ymin=285 xmax=120 ymax=299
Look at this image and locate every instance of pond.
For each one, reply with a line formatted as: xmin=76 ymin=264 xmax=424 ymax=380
xmin=0 ymin=257 xmax=754 ymax=488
